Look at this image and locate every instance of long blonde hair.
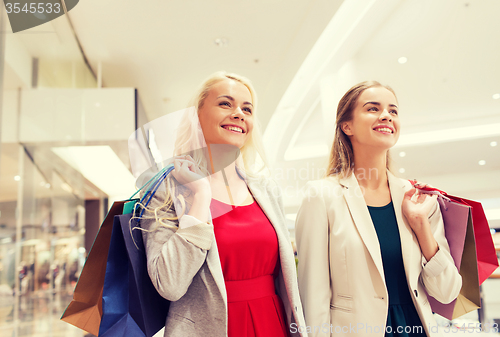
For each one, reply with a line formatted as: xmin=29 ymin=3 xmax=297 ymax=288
xmin=326 ymin=80 xmax=397 ymax=178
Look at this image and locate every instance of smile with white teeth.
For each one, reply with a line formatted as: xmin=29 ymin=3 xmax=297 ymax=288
xmin=222 ymin=126 xmax=244 ymax=133
xmin=374 ymin=127 xmax=393 ymax=134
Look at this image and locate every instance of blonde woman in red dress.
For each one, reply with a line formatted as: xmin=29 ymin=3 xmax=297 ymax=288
xmin=140 ymin=72 xmax=307 ymax=337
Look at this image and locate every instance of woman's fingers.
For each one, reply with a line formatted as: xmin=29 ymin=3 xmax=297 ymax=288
xmin=404 ymin=188 xmax=416 ymax=200
xmin=416 ymin=192 xmax=427 ymax=203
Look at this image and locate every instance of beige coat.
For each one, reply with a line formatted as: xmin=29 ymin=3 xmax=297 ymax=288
xmin=142 ymin=174 xmax=307 ymax=337
xmin=295 ymin=171 xmax=461 ymax=337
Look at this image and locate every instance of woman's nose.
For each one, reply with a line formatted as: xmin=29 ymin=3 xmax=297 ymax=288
xmin=379 ymin=109 xmax=392 ymax=121
xmin=232 ymin=107 xmax=245 ymax=120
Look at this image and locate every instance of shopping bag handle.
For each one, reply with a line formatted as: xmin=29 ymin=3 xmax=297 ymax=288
xmin=121 ymin=164 xmax=175 ymax=217
xmin=408 ymin=180 xmax=452 ymax=210
xmin=408 ymin=179 xmax=448 ymax=195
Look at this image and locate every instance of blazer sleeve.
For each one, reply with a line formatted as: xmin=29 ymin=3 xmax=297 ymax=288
xmin=295 ymin=181 xmax=331 ymax=336
xmin=141 ymin=190 xmax=214 ymax=302
xmin=419 ymin=201 xmax=462 ymax=304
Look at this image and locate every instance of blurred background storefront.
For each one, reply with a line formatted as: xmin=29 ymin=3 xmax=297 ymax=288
xmin=0 ymin=0 xmax=499 ymax=336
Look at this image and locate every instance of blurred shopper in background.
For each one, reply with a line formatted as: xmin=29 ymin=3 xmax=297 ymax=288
xmin=295 ymin=81 xmax=461 ymax=337
xmin=139 ymin=72 xmax=306 ymax=337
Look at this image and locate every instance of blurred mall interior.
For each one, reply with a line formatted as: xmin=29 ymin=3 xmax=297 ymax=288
xmin=0 ymin=0 xmax=499 ymax=336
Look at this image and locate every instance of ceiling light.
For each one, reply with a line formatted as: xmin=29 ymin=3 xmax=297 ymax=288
xmin=398 ymin=57 xmax=407 ymax=64
xmin=52 ymin=146 xmax=136 ymax=198
xmin=493 ymin=93 xmax=500 ymax=100
xmin=214 ymin=38 xmax=228 ymax=47
xmin=45 ymin=183 xmax=51 ymax=189
xmin=14 ymin=175 xmax=21 ymax=181
xmin=399 ymin=151 xmax=406 ymax=157
xmin=399 ymin=168 xmax=405 ymax=173
xmin=479 ymin=160 xmax=486 ymax=166
xmin=491 ymin=141 xmax=498 ymax=147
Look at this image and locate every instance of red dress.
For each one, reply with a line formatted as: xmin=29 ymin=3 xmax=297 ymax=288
xmin=211 ymin=199 xmax=290 ymax=337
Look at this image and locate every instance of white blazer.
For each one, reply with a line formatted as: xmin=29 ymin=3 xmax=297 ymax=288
xmin=295 ymin=171 xmax=461 ymax=337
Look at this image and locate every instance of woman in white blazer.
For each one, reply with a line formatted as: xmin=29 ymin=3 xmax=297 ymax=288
xmin=295 ymin=81 xmax=461 ymax=337
xmin=140 ymin=72 xmax=306 ymax=337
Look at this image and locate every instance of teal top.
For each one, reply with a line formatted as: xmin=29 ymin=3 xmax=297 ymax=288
xmin=368 ymin=202 xmax=426 ymax=337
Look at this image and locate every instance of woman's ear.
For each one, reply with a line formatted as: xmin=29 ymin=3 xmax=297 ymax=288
xmin=341 ymin=121 xmax=353 ymax=136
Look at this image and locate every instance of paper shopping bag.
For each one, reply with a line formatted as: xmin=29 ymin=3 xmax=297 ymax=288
xmin=427 ymin=196 xmax=481 ymax=320
xmin=446 ymin=196 xmax=498 ymax=284
xmin=98 ymin=209 xmax=169 ymax=337
xmin=61 ymin=164 xmax=174 ymax=335
xmin=410 ymin=181 xmax=497 ymax=320
xmin=61 ymin=201 xmax=127 ymax=336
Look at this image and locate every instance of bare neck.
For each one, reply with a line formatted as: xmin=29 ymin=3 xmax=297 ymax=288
xmin=352 ymin=147 xmax=388 ymax=190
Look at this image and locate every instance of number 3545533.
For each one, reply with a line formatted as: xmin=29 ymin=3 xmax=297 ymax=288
xmin=5 ymin=2 xmax=61 ymax=14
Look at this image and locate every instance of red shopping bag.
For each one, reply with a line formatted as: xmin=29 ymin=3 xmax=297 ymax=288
xmin=409 ymin=181 xmax=498 ymax=319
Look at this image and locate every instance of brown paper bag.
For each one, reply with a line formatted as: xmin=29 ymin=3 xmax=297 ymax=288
xmin=61 ymin=201 xmax=126 ymax=336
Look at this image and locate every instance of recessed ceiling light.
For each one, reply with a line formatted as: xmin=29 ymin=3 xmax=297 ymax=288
xmin=479 ymin=160 xmax=486 ymax=166
xmin=399 ymin=151 xmax=406 ymax=157
xmin=14 ymin=175 xmax=21 ymax=181
xmin=399 ymin=168 xmax=405 ymax=173
xmin=398 ymin=57 xmax=407 ymax=64
xmin=214 ymin=38 xmax=228 ymax=47
xmin=491 ymin=141 xmax=498 ymax=147
xmin=493 ymin=93 xmax=500 ymax=100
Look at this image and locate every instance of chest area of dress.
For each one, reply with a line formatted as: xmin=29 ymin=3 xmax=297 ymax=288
xmin=210 ymin=200 xmax=280 ymax=280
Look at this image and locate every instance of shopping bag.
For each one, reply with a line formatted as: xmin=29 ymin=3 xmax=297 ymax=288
xmin=410 ymin=182 xmax=498 ymax=320
xmin=61 ymin=164 xmax=175 ymax=335
xmin=61 ymin=201 xmax=127 ymax=336
xmin=98 ymin=204 xmax=170 ymax=337
xmin=447 ymin=197 xmax=498 ymax=284
xmin=428 ymin=196 xmax=480 ymax=320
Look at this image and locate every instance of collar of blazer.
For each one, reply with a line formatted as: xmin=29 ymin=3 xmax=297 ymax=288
xmin=338 ymin=170 xmax=416 ymax=288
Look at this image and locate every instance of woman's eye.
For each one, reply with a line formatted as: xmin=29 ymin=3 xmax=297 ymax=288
xmin=219 ymin=101 xmax=231 ymax=107
xmin=243 ymin=107 xmax=252 ymax=114
xmin=390 ymin=110 xmax=398 ymax=115
xmin=368 ymin=107 xmax=378 ymax=112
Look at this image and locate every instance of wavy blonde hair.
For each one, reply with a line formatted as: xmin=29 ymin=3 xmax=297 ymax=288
xmin=326 ymin=80 xmax=397 ymax=178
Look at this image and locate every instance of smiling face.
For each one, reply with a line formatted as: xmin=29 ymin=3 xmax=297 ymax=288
xmin=198 ymin=78 xmax=254 ymax=148
xmin=341 ymin=86 xmax=400 ymax=150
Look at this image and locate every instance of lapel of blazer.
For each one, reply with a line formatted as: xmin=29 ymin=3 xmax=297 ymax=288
xmin=205 ymin=234 xmax=227 ymax=306
xmin=339 ymin=173 xmax=386 ymax=285
xmin=246 ymin=177 xmax=298 ymax=303
xmin=387 ymin=171 xmax=414 ymax=283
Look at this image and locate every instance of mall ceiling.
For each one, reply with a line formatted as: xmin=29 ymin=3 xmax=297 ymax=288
xmin=2 ymin=0 xmax=499 ymax=226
